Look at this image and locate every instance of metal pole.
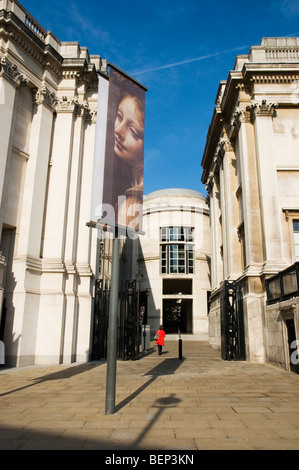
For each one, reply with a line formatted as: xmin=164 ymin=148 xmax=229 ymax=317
xmin=105 ymin=231 xmax=119 ymax=415
xmin=179 ymin=337 xmax=183 ymax=360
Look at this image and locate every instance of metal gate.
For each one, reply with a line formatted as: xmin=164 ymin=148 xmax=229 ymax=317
xmin=220 ymin=280 xmax=246 ymax=361
xmin=118 ymin=280 xmax=140 ymax=360
xmin=92 ymin=279 xmax=110 ymax=360
xmin=92 ymin=279 xmax=140 ymax=361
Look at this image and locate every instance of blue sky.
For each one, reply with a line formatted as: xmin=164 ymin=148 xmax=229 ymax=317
xmin=20 ymin=0 xmax=299 ymax=196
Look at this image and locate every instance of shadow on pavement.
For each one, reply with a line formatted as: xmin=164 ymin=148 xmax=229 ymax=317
xmin=0 ymin=362 xmax=105 ymax=397
xmin=115 ymin=358 xmax=185 ymax=412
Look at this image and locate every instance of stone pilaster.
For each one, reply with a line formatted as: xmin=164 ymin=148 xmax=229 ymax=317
xmin=248 ymin=100 xmax=286 ymax=273
xmin=0 ymin=56 xmax=28 ymax=239
xmin=41 ymin=96 xmax=79 ymax=260
xmin=233 ymin=106 xmax=264 ymax=270
xmin=218 ymin=136 xmax=241 ymax=279
xmin=17 ymin=85 xmax=56 ymax=258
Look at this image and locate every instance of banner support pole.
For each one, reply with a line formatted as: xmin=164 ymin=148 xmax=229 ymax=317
xmin=105 ymin=227 xmax=120 ymax=415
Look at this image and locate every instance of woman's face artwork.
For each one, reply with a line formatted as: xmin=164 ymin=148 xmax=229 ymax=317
xmin=114 ymin=96 xmax=144 ymax=166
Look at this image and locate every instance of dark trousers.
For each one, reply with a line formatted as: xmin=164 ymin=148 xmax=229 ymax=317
xmin=158 ymin=344 xmax=162 ymax=355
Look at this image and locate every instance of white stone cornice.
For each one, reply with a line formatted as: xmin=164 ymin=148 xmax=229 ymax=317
xmin=0 ymin=56 xmax=29 ymax=87
xmin=76 ymin=263 xmax=93 ymax=277
xmin=61 ymin=71 xmax=81 ymax=80
xmin=41 ymin=258 xmax=65 ymax=273
xmin=14 ymin=255 xmax=42 ymax=272
xmin=252 ymin=74 xmax=299 ymax=85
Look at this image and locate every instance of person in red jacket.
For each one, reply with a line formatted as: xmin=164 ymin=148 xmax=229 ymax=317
xmin=155 ymin=325 xmax=166 ymax=355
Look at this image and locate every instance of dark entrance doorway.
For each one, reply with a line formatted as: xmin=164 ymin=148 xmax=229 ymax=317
xmin=163 ymin=299 xmax=192 ymax=334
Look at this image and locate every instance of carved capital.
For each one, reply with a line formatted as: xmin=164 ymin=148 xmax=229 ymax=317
xmin=231 ymin=107 xmax=244 ymax=130
xmin=75 ymin=101 xmax=97 ymax=123
xmin=231 ymin=107 xmax=251 ymax=133
xmin=55 ymin=96 xmax=81 ymax=114
xmin=84 ymin=108 xmax=97 ymax=124
xmin=246 ymin=99 xmax=278 ymax=121
xmin=0 ymin=56 xmax=28 ymax=87
xmin=55 ymin=97 xmax=96 ymax=121
xmin=220 ymin=137 xmax=234 ymax=152
xmin=33 ymin=85 xmax=57 ymax=110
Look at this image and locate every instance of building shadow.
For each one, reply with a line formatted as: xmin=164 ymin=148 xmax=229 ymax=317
xmin=0 ymin=362 xmax=105 ymax=397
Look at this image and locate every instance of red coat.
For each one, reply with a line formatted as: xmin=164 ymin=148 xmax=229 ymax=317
xmin=155 ymin=329 xmax=166 ymax=346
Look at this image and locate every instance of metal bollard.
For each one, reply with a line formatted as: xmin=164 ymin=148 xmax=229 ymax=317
xmin=178 ymin=338 xmax=183 ymax=359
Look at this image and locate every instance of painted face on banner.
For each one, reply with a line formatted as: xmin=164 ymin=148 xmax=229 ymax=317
xmin=114 ymin=95 xmax=144 ymax=166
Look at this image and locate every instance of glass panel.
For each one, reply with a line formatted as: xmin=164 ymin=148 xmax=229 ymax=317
xmin=179 ymin=227 xmax=184 ymax=241
xmin=283 ymin=271 xmax=298 ymax=296
xmin=169 ymin=227 xmax=177 ymax=241
xmin=188 ymin=246 xmax=194 ymax=274
xmin=170 ymin=264 xmax=178 ymax=273
xmin=293 ymin=220 xmax=299 ymax=232
xmin=161 ymin=227 xmax=168 ymax=241
xmin=186 ymin=227 xmax=194 ymax=242
xmin=268 ymin=278 xmax=281 ymax=300
xmin=161 ymin=245 xmax=166 ymax=256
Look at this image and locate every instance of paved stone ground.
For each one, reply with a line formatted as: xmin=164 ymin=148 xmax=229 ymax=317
xmin=0 ymin=340 xmax=299 ymax=450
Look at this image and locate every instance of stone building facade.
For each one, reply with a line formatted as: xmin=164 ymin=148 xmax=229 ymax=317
xmin=0 ymin=0 xmax=108 ymax=365
xmin=2 ymin=0 xmax=299 ymax=373
xmin=201 ymin=37 xmax=299 ymax=369
xmin=137 ymin=189 xmax=210 ymax=340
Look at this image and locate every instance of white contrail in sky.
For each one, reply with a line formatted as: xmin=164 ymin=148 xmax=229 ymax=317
xmin=131 ymin=44 xmax=251 ymax=76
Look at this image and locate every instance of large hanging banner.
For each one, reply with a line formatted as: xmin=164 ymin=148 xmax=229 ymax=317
xmin=90 ymin=65 xmax=146 ymax=234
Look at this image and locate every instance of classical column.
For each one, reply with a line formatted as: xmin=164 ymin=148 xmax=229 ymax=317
xmin=218 ymin=137 xmax=241 ymax=279
xmin=232 ymin=106 xmax=267 ymax=362
xmin=207 ymin=173 xmax=222 ymax=289
xmin=0 ymin=56 xmax=28 ymax=238
xmin=37 ymin=96 xmax=79 ymax=364
xmin=62 ymin=102 xmax=92 ymax=363
xmin=248 ymin=100 xmax=286 ymax=273
xmin=76 ymin=108 xmax=97 ymax=274
xmin=232 ymin=107 xmax=263 ymax=272
xmin=75 ymin=107 xmax=97 ymax=362
xmin=0 ymin=57 xmax=28 ymax=364
xmin=17 ymin=85 xmax=56 ymax=258
xmin=41 ymin=96 xmax=79 ymax=260
xmin=12 ymin=85 xmax=57 ymax=366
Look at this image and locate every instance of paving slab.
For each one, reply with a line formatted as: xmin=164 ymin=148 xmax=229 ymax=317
xmin=0 ymin=340 xmax=299 ymax=451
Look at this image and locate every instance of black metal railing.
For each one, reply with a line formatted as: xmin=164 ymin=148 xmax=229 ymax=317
xmin=266 ymin=262 xmax=299 ymax=305
xmin=92 ymin=278 xmax=141 ymax=361
xmin=220 ymin=280 xmax=246 ymax=361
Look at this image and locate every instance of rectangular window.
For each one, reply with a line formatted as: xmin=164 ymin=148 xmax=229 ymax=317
xmin=160 ymin=227 xmax=194 ymax=274
xmin=293 ymin=220 xmax=299 ymax=261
